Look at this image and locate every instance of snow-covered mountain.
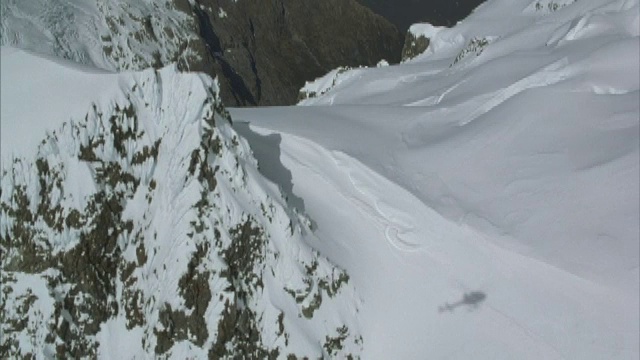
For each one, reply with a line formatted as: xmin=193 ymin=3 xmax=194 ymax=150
xmin=0 ymin=0 xmax=401 ymax=106
xmin=0 ymin=48 xmax=361 ymax=358
xmin=2 ymin=0 xmax=639 ymax=359
xmin=0 ymin=0 xmax=203 ymax=71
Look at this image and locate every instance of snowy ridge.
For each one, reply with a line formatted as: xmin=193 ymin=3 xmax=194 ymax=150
xmin=297 ymin=67 xmax=365 ymax=105
xmin=0 ymin=0 xmax=202 ymax=72
xmin=298 ymin=61 xmax=391 ymax=105
xmin=0 ymin=50 xmax=361 ymax=358
xmin=231 ymin=0 xmax=640 ymax=358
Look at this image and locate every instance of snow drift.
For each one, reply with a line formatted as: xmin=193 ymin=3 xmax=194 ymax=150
xmin=231 ymin=0 xmax=640 ymax=358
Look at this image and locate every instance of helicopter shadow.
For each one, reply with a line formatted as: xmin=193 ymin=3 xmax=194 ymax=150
xmin=438 ymin=291 xmax=487 ymax=313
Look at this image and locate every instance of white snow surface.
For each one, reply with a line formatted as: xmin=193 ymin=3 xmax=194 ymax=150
xmin=1 ymin=47 xmax=120 ymax=164
xmin=231 ymin=0 xmax=640 ymax=358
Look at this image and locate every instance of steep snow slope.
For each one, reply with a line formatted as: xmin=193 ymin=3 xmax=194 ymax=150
xmin=231 ymin=0 xmax=640 ymax=358
xmin=0 ymin=48 xmax=362 ymax=358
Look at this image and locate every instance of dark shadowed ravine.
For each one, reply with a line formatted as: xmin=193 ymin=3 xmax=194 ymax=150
xmin=188 ymin=0 xmax=403 ymax=106
xmin=357 ymin=0 xmax=488 ymax=31
xmin=193 ymin=2 xmax=258 ymax=105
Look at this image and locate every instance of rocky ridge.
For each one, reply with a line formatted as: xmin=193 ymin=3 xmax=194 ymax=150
xmin=0 ymin=61 xmax=361 ymax=358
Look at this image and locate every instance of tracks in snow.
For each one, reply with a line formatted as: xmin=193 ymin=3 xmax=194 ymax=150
xmin=330 ymin=151 xmax=425 ymax=252
xmin=267 ymin=129 xmax=466 ymax=255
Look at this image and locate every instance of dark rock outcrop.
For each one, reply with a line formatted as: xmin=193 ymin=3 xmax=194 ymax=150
xmin=185 ymin=0 xmax=403 ymax=106
xmin=401 ymin=32 xmax=430 ymax=62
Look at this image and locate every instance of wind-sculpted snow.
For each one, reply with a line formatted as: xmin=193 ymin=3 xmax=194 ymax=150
xmin=232 ymin=0 xmax=639 ymax=358
xmin=0 ymin=55 xmax=361 ymax=358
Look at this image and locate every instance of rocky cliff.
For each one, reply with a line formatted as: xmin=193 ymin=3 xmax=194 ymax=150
xmin=0 ymin=51 xmax=362 ymax=358
xmin=190 ymin=0 xmax=402 ymax=106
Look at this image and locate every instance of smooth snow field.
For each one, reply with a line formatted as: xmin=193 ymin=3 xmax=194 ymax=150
xmin=231 ymin=0 xmax=639 ymax=358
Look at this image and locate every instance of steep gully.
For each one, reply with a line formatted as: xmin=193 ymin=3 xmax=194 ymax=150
xmin=193 ymin=1 xmax=259 ymax=105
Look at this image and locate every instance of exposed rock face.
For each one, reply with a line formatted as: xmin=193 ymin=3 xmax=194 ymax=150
xmin=189 ymin=0 xmax=403 ymax=105
xmin=401 ymin=32 xmax=430 ymax=62
xmin=0 ymin=0 xmax=402 ymax=106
